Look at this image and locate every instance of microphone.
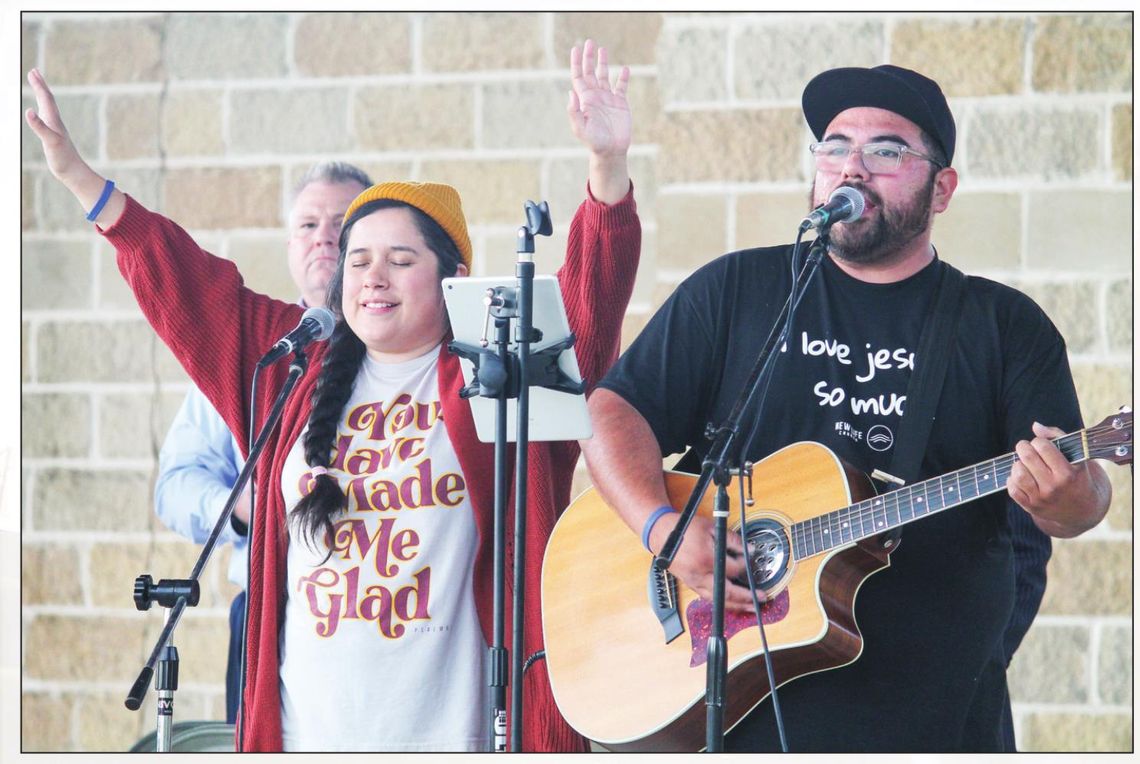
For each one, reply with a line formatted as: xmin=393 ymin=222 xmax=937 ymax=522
xmin=257 ymin=307 xmax=336 ymax=367
xmin=800 ymin=186 xmax=865 ymax=232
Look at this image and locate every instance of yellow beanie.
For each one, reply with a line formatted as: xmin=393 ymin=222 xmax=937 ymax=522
xmin=342 ymin=181 xmax=472 ymax=271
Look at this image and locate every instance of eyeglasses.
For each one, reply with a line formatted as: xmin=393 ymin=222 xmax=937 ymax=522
xmin=809 ymin=141 xmax=946 ymax=174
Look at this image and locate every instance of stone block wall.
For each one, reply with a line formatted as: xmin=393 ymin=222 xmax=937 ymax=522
xmin=19 ymin=11 xmax=1131 ymax=752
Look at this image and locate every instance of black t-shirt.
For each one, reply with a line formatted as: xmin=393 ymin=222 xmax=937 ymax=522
xmin=599 ymin=244 xmax=1082 ymax=752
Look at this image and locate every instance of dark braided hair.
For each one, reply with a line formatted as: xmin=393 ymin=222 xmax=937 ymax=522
xmin=289 ymin=198 xmax=465 ymax=556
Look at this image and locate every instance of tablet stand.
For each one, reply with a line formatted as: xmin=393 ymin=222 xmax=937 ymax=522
xmin=447 ymin=200 xmax=586 ymax=752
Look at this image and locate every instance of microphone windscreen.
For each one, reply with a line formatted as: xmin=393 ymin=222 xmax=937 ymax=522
xmin=829 ymin=186 xmax=865 ymax=223
xmin=302 ymin=306 xmax=336 ymax=340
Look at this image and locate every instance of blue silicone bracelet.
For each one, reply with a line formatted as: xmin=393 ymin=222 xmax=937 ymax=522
xmin=642 ymin=505 xmax=678 ymax=553
xmin=85 ymin=178 xmax=115 ymax=222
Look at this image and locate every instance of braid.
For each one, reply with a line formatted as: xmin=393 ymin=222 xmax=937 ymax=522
xmin=288 ymin=320 xmax=365 ymax=557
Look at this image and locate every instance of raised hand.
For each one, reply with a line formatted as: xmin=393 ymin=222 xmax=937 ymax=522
xmin=25 ymin=68 xmax=122 ymax=222
xmin=26 ymin=69 xmax=87 ymax=183
xmin=567 ymin=39 xmax=632 ymax=204
xmin=568 ymin=39 xmax=632 ymax=158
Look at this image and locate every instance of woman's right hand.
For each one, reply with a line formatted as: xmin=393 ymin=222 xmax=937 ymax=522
xmin=25 ymin=68 xmax=89 ymax=184
xmin=25 ymin=68 xmax=122 ymax=221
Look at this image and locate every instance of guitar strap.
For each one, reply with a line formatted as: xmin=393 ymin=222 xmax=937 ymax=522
xmin=877 ymin=257 xmax=969 ymax=546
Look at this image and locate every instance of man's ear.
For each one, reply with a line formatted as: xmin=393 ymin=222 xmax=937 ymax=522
xmin=931 ymin=166 xmax=958 ymax=214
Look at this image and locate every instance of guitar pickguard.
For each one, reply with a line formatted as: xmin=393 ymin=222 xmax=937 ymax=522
xmin=685 ymin=589 xmax=790 ymax=667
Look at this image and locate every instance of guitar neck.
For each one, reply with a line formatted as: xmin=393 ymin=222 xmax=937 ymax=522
xmin=791 ymin=430 xmax=1091 ymax=559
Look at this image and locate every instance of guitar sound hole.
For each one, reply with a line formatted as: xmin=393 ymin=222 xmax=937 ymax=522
xmin=738 ymin=519 xmax=791 ymax=591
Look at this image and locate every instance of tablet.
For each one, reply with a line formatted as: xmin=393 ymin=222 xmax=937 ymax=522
xmin=442 ymin=275 xmax=592 ymax=443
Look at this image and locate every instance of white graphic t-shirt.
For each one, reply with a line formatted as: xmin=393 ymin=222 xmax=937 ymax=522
xmin=278 ymin=347 xmax=488 ymax=752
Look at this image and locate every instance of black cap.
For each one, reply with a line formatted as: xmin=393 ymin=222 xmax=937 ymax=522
xmin=802 ymin=64 xmax=956 ymax=165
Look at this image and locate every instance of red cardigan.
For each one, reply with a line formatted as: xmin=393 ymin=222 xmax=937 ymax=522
xmin=104 ymin=188 xmax=640 ymax=751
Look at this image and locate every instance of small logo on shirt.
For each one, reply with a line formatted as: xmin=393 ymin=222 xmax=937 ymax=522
xmin=866 ymin=424 xmax=894 ymax=452
xmin=834 ymin=421 xmax=864 ymax=443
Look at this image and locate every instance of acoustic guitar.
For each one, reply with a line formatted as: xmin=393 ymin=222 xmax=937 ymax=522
xmin=541 ymin=410 xmax=1132 ymax=751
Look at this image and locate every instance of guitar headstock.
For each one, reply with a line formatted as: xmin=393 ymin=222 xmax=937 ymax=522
xmin=1087 ymin=407 xmax=1133 ymax=465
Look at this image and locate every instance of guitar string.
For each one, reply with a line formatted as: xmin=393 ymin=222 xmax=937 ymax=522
xmin=786 ymin=420 xmax=1128 ymax=560
xmin=790 ymin=422 xmax=1126 ymax=558
xmin=791 ymin=434 xmax=1072 ymax=558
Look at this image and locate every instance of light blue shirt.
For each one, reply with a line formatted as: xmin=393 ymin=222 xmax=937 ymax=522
xmin=155 ymin=386 xmax=248 ymax=589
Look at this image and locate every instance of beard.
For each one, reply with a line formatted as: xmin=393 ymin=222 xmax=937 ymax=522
xmin=809 ymin=174 xmax=936 ymax=266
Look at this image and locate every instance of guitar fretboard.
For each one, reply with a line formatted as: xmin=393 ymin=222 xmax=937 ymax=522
xmin=790 ymin=431 xmax=1089 ymax=560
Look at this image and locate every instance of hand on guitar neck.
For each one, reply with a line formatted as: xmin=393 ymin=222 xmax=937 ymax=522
xmin=1009 ymin=421 xmax=1113 ymax=538
xmin=583 ymin=389 xmax=764 ymax=612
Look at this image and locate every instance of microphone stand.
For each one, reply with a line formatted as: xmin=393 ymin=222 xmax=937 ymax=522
xmin=448 ymin=201 xmax=586 ymax=751
xmin=125 ymin=351 xmax=310 ymax=751
xmin=654 ymin=231 xmax=831 ymax=752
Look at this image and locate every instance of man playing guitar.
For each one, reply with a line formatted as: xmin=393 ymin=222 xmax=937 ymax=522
xmin=578 ymin=64 xmax=1113 ymax=752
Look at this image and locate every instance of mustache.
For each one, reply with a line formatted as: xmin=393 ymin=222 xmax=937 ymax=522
xmin=809 ymin=181 xmax=883 ymax=213
xmin=838 ymin=182 xmax=881 ymax=208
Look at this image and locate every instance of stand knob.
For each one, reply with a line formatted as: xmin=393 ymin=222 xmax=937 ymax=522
xmin=132 ymin=575 xmax=201 ymax=610
xmin=134 ymin=575 xmax=154 ymax=611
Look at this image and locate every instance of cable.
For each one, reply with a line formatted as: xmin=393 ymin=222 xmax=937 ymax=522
xmin=731 ymin=229 xmax=819 ymax=753
xmin=739 ymin=475 xmax=789 ymax=752
xmin=235 ymin=367 xmax=261 ymax=752
xmin=522 ymin=650 xmax=546 ymax=675
xmin=737 ymin=229 xmax=815 ymax=462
